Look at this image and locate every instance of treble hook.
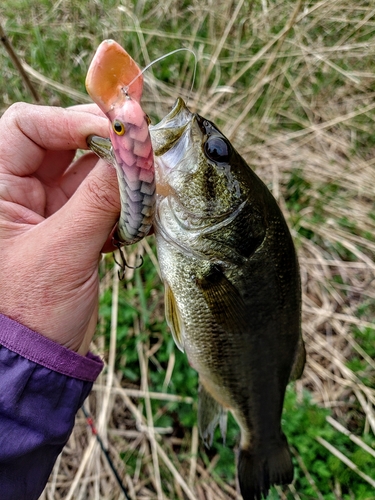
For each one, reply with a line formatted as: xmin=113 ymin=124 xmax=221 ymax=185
xmin=112 ymin=238 xmax=144 ymax=280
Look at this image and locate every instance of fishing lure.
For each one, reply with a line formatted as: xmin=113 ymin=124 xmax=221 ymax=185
xmin=86 ymin=40 xmax=197 ymax=257
xmin=86 ymin=39 xmax=155 ymax=245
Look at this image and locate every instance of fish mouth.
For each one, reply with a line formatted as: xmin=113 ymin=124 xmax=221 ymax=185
xmin=149 ymin=97 xmax=202 ymax=200
xmin=150 ymin=97 xmax=195 ymax=156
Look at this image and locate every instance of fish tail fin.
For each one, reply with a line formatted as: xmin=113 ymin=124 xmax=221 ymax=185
xmin=238 ymin=436 xmax=293 ymax=500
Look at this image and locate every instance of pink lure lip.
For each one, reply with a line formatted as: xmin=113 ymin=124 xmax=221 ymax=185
xmin=85 ymin=39 xmax=144 ymax=114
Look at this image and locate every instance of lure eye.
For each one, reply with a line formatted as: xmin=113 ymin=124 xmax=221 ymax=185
xmin=204 ymin=136 xmax=230 ymax=163
xmin=112 ymin=120 xmax=126 ymax=136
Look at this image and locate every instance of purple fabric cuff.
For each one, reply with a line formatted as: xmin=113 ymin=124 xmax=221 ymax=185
xmin=0 ymin=313 xmax=103 ymax=381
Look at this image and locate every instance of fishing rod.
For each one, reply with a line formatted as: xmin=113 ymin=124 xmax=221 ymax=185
xmin=81 ymin=404 xmax=131 ymax=500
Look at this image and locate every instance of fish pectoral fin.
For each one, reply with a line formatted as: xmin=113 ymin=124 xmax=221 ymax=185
xmin=198 ymin=383 xmax=227 ymax=448
xmin=196 ymin=265 xmax=248 ymax=332
xmin=164 ymin=283 xmax=184 ymax=352
xmin=289 ymin=336 xmax=306 ymax=381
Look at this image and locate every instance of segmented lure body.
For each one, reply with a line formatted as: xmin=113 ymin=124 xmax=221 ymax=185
xmin=86 ymin=40 xmax=155 ymax=244
xmin=107 ymin=96 xmax=154 ymax=243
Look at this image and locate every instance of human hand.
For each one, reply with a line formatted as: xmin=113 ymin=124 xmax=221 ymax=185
xmin=0 ymin=103 xmax=120 ymax=355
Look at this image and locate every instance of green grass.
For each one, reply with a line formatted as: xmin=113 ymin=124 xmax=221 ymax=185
xmin=2 ymin=1 xmax=375 ymax=498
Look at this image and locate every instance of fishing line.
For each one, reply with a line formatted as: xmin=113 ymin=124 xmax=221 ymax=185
xmin=125 ymin=48 xmax=197 ymax=105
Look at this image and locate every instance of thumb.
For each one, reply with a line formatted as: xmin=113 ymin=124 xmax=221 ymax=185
xmin=0 ymin=157 xmax=121 ymax=344
xmin=52 ymin=158 xmax=121 ymax=262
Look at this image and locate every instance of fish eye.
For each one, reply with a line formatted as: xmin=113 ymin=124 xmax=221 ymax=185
xmin=204 ymin=136 xmax=230 ymax=163
xmin=112 ymin=120 xmax=126 ymax=136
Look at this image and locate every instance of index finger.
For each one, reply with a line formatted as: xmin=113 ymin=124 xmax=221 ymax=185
xmin=0 ymin=103 xmax=109 ymax=176
xmin=68 ymin=102 xmax=107 ymax=117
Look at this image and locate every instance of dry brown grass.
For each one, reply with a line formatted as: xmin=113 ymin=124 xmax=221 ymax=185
xmin=2 ymin=0 xmax=375 ymax=498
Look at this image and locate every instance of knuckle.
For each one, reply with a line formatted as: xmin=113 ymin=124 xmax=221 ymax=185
xmin=6 ymin=101 xmax=29 ymax=116
xmin=2 ymin=102 xmax=30 ymax=126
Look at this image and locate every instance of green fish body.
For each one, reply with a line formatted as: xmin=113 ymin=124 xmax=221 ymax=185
xmin=150 ymin=98 xmax=306 ymax=500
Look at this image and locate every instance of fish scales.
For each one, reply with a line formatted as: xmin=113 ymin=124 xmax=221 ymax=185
xmin=150 ymin=98 xmax=305 ymax=500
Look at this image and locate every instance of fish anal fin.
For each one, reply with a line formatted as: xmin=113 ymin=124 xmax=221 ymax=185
xmin=198 ymin=383 xmax=227 ymax=448
xmin=289 ymin=336 xmax=306 ymax=382
xmin=219 ymin=408 xmax=228 ymax=446
xmin=196 ymin=265 xmax=248 ymax=332
xmin=164 ymin=283 xmax=184 ymax=352
xmin=238 ymin=435 xmax=293 ymax=500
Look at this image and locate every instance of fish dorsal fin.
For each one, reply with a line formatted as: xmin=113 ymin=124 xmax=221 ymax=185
xmin=289 ymin=336 xmax=306 ymax=381
xmin=196 ymin=265 xmax=248 ymax=333
xmin=198 ymin=382 xmax=227 ymax=448
xmin=164 ymin=282 xmax=184 ymax=352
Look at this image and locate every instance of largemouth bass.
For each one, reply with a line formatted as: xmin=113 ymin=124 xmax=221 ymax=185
xmin=150 ymin=98 xmax=306 ymax=500
xmin=88 ymin=94 xmax=305 ymax=497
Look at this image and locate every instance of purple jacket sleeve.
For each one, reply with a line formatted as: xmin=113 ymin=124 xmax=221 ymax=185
xmin=0 ymin=313 xmax=104 ymax=500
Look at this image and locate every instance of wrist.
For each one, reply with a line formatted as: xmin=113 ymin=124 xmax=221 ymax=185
xmin=0 ymin=313 xmax=103 ymax=380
